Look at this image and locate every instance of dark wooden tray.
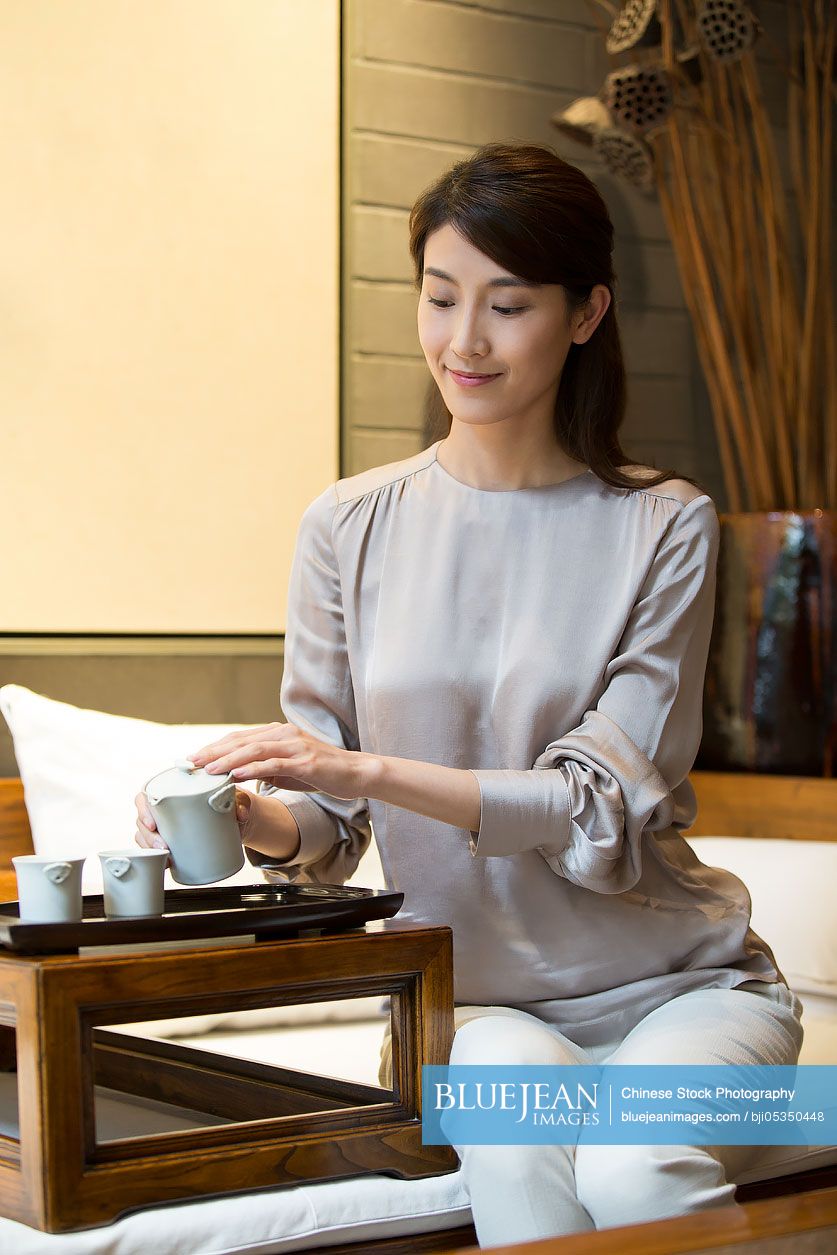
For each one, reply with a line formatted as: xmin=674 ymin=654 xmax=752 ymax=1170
xmin=0 ymin=882 xmax=404 ymax=953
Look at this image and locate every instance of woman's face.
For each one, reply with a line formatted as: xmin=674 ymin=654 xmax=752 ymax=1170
xmin=417 ymin=223 xmax=606 ymax=435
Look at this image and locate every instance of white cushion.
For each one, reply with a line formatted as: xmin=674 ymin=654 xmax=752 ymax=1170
xmin=684 ymin=836 xmax=837 ymax=998
xmin=0 ymin=1166 xmax=471 ymax=1254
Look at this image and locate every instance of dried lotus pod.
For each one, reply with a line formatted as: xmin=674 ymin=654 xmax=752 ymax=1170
xmin=696 ymin=0 xmax=759 ymax=63
xmin=606 ymin=0 xmax=661 ymax=55
xmin=603 ymin=65 xmax=673 ymax=134
xmin=593 ymin=128 xmax=655 ymax=190
xmin=551 ymin=97 xmax=612 ymax=147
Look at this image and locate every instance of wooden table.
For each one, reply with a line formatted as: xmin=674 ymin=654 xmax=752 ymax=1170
xmin=440 ymin=1184 xmax=837 ymax=1255
xmin=0 ymin=920 xmax=456 ymax=1233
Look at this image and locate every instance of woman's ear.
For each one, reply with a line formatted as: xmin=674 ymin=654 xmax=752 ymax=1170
xmin=572 ymin=284 xmax=612 ymax=344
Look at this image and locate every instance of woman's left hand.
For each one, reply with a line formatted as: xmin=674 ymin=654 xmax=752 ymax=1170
xmin=188 ymin=723 xmax=368 ymax=800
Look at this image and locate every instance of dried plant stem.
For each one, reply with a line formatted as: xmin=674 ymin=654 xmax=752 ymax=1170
xmin=796 ymin=1 xmax=822 ymax=506
xmin=655 ymin=149 xmax=743 ymax=512
xmin=686 ymin=109 xmax=773 ymax=503
xmin=711 ymin=70 xmax=778 ymax=496
xmin=733 ymin=65 xmax=798 ymax=507
xmin=787 ymin=4 xmax=809 ymax=234
xmin=822 ymin=15 xmax=836 ymax=506
xmin=669 ymin=112 xmax=770 ymax=507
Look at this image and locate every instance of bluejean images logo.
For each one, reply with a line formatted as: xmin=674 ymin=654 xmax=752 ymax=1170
xmin=421 ymin=1065 xmax=837 ymax=1146
xmin=432 ymin=1075 xmax=600 ymax=1127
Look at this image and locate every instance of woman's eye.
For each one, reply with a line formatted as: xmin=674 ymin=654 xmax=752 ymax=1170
xmin=425 ymin=297 xmax=528 ymax=316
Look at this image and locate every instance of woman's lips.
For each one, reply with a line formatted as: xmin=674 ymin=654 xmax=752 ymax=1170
xmin=448 ymin=369 xmax=502 ymax=388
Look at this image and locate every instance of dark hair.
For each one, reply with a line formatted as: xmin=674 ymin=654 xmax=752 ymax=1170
xmin=409 ymin=142 xmax=700 ymax=494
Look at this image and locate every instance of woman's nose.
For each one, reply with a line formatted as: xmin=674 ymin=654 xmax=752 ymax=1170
xmin=449 ymin=308 xmax=489 ymax=360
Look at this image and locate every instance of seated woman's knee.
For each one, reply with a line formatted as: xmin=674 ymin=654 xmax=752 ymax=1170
xmin=449 ymin=1015 xmax=579 ymax=1067
xmin=574 ymin=1142 xmax=733 ymax=1228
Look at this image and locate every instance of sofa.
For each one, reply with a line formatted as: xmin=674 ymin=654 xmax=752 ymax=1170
xmin=1 ymin=684 xmax=836 ymax=1253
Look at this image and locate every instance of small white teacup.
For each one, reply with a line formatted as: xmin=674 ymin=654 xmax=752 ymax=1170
xmin=13 ymin=855 xmax=86 ymax=923
xmin=99 ymin=849 xmax=168 ymax=918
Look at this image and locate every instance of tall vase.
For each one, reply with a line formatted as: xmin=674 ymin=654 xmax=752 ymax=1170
xmin=698 ymin=511 xmax=836 ymax=777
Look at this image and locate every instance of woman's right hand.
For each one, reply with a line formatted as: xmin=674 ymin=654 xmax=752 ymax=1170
xmin=134 ymin=789 xmax=254 ymax=853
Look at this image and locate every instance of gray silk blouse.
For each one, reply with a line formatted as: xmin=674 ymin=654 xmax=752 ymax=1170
xmin=253 ymin=440 xmax=784 ymax=1048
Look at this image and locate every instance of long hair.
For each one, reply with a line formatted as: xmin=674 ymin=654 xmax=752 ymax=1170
xmin=409 ymin=142 xmax=700 ymax=493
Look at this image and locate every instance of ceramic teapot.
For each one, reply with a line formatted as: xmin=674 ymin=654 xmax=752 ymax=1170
xmin=144 ymin=763 xmax=245 ymax=885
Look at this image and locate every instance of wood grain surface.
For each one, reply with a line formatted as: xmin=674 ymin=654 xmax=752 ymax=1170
xmin=438 ymin=1184 xmax=837 ymax=1255
xmin=688 ymin=773 xmax=837 ymax=841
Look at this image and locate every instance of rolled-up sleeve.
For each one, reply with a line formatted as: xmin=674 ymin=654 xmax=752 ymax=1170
xmin=468 ymin=496 xmax=720 ymax=894
xmin=245 ymin=486 xmax=372 ymax=885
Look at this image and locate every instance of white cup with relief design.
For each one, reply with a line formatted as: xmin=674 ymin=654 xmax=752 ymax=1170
xmin=99 ymin=848 xmax=168 ymax=917
xmin=12 ymin=855 xmax=86 ymax=923
xmin=143 ymin=763 xmax=244 ymax=886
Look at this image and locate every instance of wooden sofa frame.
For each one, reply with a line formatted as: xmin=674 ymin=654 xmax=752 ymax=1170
xmin=1 ymin=770 xmax=836 ymax=1254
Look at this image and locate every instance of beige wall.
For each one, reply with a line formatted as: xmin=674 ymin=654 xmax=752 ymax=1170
xmin=0 ymin=0 xmax=339 ymax=633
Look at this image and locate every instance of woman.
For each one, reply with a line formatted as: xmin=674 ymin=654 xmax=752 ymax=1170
xmin=136 ymin=143 xmax=803 ymax=1247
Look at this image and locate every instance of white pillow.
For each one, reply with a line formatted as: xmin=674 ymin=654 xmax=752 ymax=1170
xmin=684 ymin=835 xmax=837 ymax=999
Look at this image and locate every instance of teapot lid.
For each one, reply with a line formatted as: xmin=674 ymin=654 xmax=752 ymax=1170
xmin=145 ymin=762 xmax=232 ymax=802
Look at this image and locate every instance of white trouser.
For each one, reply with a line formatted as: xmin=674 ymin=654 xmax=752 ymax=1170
xmin=379 ymin=980 xmax=804 ymax=1249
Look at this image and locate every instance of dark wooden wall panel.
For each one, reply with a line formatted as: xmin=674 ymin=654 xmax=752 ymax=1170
xmin=0 ymin=642 xmax=284 ymax=777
